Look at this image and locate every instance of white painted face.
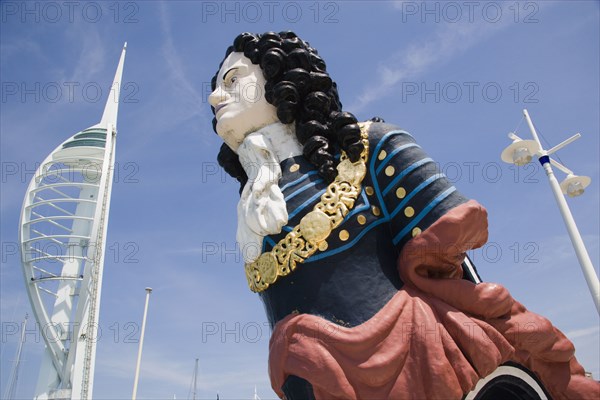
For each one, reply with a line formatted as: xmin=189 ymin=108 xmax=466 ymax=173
xmin=209 ymin=52 xmax=279 ymax=152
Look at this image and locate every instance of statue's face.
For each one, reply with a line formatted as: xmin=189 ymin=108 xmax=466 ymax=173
xmin=209 ymin=52 xmax=279 ymax=152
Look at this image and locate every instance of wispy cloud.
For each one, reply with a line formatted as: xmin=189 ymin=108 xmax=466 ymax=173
xmin=98 ymin=349 xmax=191 ymax=389
xmin=65 ymin=27 xmax=106 ymax=84
xmin=565 ymin=325 xmax=600 ymax=340
xmin=391 ymin=1 xmax=412 ymax=10
xmin=157 ymin=1 xmax=204 ymax=123
xmin=349 ymin=2 xmax=555 ymax=112
xmin=350 ymin=25 xmax=498 ymax=111
xmin=0 ymin=37 xmax=48 ymax=66
xmin=96 ymin=343 xmax=271 ymax=398
xmin=117 ymin=1 xmax=210 ymax=149
xmin=502 ymin=233 xmax=600 ymax=282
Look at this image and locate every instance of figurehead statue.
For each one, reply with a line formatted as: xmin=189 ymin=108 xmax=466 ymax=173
xmin=208 ymin=31 xmax=599 ymax=400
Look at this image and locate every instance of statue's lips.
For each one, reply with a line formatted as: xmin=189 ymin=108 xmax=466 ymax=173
xmin=214 ymin=103 xmax=228 ymax=116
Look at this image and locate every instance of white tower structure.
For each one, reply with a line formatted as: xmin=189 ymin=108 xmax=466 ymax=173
xmin=19 ymin=43 xmax=127 ymax=399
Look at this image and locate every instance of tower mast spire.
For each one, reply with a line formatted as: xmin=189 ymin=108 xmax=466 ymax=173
xmin=100 ymin=42 xmax=127 ymax=128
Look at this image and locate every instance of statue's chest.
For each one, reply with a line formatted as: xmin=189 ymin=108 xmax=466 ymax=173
xmin=263 ymin=156 xmax=384 ymax=264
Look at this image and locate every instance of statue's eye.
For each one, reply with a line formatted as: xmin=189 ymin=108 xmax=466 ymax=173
xmin=224 ymin=70 xmax=238 ymax=88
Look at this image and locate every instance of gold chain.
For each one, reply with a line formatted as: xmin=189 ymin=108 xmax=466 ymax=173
xmin=244 ymin=122 xmax=371 ymax=292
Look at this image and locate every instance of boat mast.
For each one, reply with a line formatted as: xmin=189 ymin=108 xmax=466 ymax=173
xmin=192 ymin=358 xmax=199 ymax=400
xmin=3 ymin=314 xmax=28 ymax=400
xmin=254 ymin=386 xmax=261 ymax=400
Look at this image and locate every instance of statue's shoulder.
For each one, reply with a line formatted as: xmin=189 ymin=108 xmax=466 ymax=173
xmin=363 ymin=121 xmax=416 ymax=151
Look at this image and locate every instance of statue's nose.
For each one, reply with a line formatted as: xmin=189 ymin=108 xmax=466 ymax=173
xmin=209 ymin=86 xmax=229 ymax=108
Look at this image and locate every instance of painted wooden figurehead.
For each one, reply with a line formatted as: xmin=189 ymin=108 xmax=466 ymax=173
xmin=208 ymin=31 xmax=600 ymax=400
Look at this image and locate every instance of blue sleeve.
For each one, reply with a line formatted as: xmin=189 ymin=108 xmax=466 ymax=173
xmin=365 ymin=124 xmax=469 ymax=253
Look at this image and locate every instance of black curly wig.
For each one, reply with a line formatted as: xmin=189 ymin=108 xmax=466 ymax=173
xmin=211 ymin=31 xmax=365 ymax=192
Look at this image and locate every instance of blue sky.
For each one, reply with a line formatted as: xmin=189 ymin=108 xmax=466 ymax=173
xmin=1 ymin=1 xmax=598 ymax=399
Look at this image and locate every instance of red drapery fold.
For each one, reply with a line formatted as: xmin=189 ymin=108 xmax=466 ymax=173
xmin=268 ymin=201 xmax=599 ymax=399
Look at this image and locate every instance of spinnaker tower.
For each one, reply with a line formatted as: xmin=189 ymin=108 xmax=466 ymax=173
xmin=19 ymin=43 xmax=127 ymax=399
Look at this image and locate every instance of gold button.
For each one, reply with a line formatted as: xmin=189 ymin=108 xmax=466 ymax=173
xmin=378 ymin=150 xmax=387 ymax=160
xmin=339 ymin=230 xmax=350 ymax=241
xmin=396 ymin=187 xmax=406 ymax=199
xmin=412 ymin=227 xmax=422 ymax=237
xmin=318 ymin=241 xmax=328 ymax=251
xmin=357 ymin=215 xmax=366 ymax=225
xmin=404 ymin=206 xmax=415 ymax=217
xmin=289 ymin=163 xmax=300 ymax=172
xmin=365 ymin=186 xmax=374 ymax=196
xmin=385 ymin=165 xmax=395 ymax=176
xmin=372 ymin=206 xmax=381 ymax=216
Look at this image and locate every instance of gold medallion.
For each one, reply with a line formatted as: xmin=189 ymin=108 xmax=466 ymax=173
xmin=299 ymin=210 xmax=332 ymax=243
xmin=257 ymin=252 xmax=277 ymax=285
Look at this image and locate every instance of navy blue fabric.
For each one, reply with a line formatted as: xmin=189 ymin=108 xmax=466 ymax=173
xmin=258 ymin=123 xmax=469 ymax=330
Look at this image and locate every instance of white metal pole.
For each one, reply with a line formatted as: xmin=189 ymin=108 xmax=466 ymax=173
xmin=523 ymin=109 xmax=543 ymax=147
xmin=523 ymin=109 xmax=600 ymax=314
xmin=132 ymin=288 xmax=153 ymax=399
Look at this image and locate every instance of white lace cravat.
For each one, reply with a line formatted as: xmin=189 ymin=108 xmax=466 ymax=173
xmin=236 ymin=128 xmax=295 ymax=263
